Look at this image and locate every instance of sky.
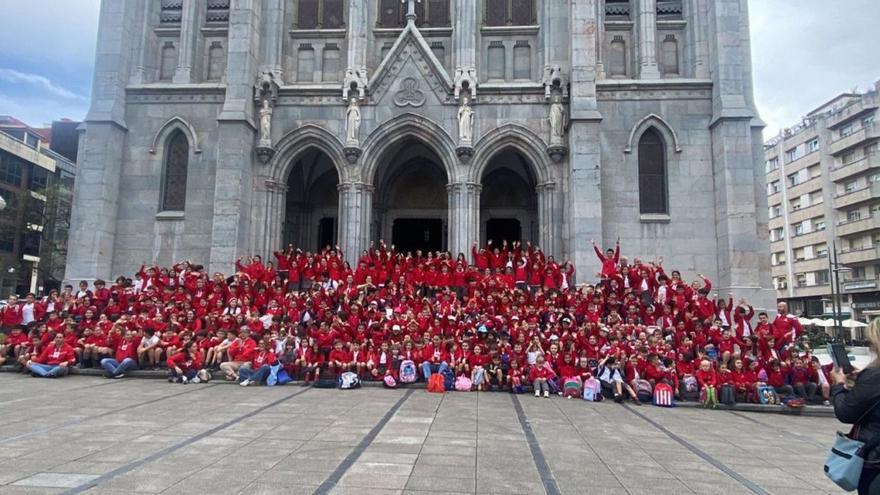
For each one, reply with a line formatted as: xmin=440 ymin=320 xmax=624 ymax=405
xmin=0 ymin=0 xmax=878 ymax=138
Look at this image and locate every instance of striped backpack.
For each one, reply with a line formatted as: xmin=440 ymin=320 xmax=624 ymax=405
xmin=653 ymin=382 xmax=674 ymax=407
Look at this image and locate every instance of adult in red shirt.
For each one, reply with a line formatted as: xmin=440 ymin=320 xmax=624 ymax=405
xmin=771 ymin=301 xmax=803 ymax=351
xmin=220 ymin=327 xmax=256 ymax=381
xmin=100 ymin=329 xmax=139 ymax=378
xmin=239 ymin=339 xmax=278 ymax=387
xmin=27 ymin=333 xmax=76 ymax=378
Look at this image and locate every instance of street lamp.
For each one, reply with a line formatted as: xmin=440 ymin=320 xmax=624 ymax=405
xmin=829 ymin=240 xmax=852 ymax=342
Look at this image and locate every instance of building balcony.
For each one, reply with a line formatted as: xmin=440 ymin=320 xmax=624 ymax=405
xmin=834 ymin=181 xmax=880 ymax=210
xmin=784 ymin=150 xmax=821 ymax=174
xmin=842 ymin=278 xmax=880 ymax=293
xmin=789 ymin=283 xmax=831 ymax=298
xmin=789 ymin=229 xmax=829 ymax=248
xmin=768 ymin=190 xmax=783 ymax=207
xmin=771 ymin=263 xmax=788 ymax=277
xmin=828 ymin=123 xmax=880 ymax=156
xmin=793 ymin=257 xmax=830 ymax=272
xmin=839 ymin=245 xmax=880 ymax=265
xmin=786 ymin=176 xmax=823 ymax=201
xmin=837 ymin=215 xmax=880 ymax=237
xmin=831 ymin=153 xmax=880 ymax=182
xmin=787 ymin=202 xmax=824 ymax=225
xmin=826 ymin=95 xmax=879 ymax=130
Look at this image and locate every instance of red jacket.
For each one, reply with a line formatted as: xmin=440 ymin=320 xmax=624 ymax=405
xmin=167 ymin=351 xmax=203 ymax=372
xmin=528 ymin=365 xmax=556 ymax=381
xmin=36 ymin=343 xmax=76 ymax=366
xmin=251 ymin=350 xmax=278 ymax=369
xmin=114 ymin=338 xmax=139 ymax=362
xmin=228 ymin=338 xmax=256 ymax=362
xmin=1 ymin=304 xmax=22 ymax=327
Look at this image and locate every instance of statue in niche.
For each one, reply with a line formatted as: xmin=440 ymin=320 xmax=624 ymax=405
xmin=259 ymin=98 xmax=273 ymax=146
xmin=548 ymin=92 xmax=566 ymax=146
xmin=345 ymin=96 xmax=361 ymax=147
xmin=458 ymin=95 xmax=474 ymax=145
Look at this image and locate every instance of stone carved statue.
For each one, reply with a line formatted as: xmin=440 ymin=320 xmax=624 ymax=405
xmin=548 ymin=93 xmax=566 ymax=146
xmin=458 ymin=95 xmax=474 ymax=145
xmin=259 ymin=98 xmax=273 ymax=145
xmin=345 ymin=97 xmax=361 ymax=146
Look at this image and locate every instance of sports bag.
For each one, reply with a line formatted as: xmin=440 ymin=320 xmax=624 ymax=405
xmin=276 ymin=368 xmax=293 ymax=385
xmin=338 ymin=371 xmax=360 ymax=389
xmin=455 ymin=376 xmax=473 ymax=391
xmin=653 ymin=382 xmax=674 ymax=407
xmin=720 ymin=384 xmax=736 ymax=406
xmin=384 ymin=375 xmax=398 ymax=389
xmin=427 ymin=374 xmax=445 ymax=393
xmin=399 ymin=360 xmax=417 ymax=384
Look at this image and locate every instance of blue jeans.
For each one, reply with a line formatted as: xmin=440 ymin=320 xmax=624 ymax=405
xmin=100 ymin=357 xmax=138 ymax=377
xmin=169 ymin=368 xmax=197 ymax=380
xmin=240 ymin=364 xmax=271 ymax=384
xmin=29 ymin=363 xmax=69 ymax=377
xmin=421 ymin=361 xmax=449 ymax=380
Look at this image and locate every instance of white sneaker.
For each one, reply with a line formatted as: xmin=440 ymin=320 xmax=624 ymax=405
xmin=181 ymin=376 xmax=189 ymax=384
xmin=240 ymin=379 xmax=251 ymax=387
xmin=191 ymin=376 xmax=201 ymax=384
xmin=534 ymin=391 xmax=541 ymax=397
xmin=543 ymin=391 xmax=550 ymax=398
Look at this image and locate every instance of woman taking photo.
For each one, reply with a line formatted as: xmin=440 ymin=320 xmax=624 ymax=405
xmin=831 ymin=319 xmax=880 ymax=494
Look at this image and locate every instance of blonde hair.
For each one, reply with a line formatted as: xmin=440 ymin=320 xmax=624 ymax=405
xmin=867 ymin=318 xmax=880 ymax=369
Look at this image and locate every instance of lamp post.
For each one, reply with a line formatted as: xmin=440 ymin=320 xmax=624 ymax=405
xmin=829 ymin=240 xmax=852 ymax=342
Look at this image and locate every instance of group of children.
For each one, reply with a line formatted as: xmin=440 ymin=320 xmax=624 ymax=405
xmin=0 ymin=240 xmax=830 ymax=406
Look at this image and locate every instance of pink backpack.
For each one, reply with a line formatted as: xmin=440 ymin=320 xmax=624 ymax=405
xmin=383 ymin=375 xmax=397 ymax=388
xmin=455 ymin=376 xmax=473 ymax=391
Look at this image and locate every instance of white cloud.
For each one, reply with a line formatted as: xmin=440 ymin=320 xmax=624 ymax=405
xmin=0 ymin=68 xmax=86 ymax=100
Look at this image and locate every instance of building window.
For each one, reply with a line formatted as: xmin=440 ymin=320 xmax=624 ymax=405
xmin=815 ymin=219 xmax=826 ymax=231
xmin=637 ymin=128 xmax=668 ymax=215
xmin=769 ymin=180 xmax=781 ymax=194
xmin=0 ymin=155 xmax=23 ymax=186
xmin=807 ymin=138 xmax=820 ymax=153
xmin=296 ymin=0 xmax=345 ymax=29
xmin=161 ymin=131 xmax=189 ymax=212
xmin=159 ymin=41 xmax=177 ymax=81
xmin=766 ymin=157 xmax=779 ymax=172
xmin=771 ymin=227 xmax=784 ymax=241
xmin=788 ymin=171 xmax=802 ymax=187
xmin=206 ymin=41 xmax=226 ymax=81
xmin=487 ymin=41 xmax=505 ymax=80
xmin=863 ymin=115 xmax=875 ymax=128
xmin=796 ymin=273 xmax=807 ymax=287
xmin=377 ymin=0 xmax=449 ymax=28
xmin=322 ymin=43 xmax=340 ymax=82
xmin=771 ymin=205 xmax=782 ymax=218
xmin=790 ymin=198 xmax=801 ymax=211
xmin=847 ymin=209 xmax=862 ymax=222
xmin=787 ymin=147 xmax=799 ymax=162
xmin=845 ymin=180 xmax=858 ymax=193
xmin=29 ymin=167 xmax=49 ymax=192
xmin=851 ymin=266 xmax=866 ymax=280
xmin=513 ymin=41 xmax=531 ymax=80
xmin=817 ymin=246 xmax=829 ymax=258
xmin=815 ymin=269 xmax=830 ymax=285
xmin=160 ymin=0 xmax=183 ymax=24
xmin=841 ymin=123 xmax=854 ymax=138
xmin=794 ymin=223 xmax=804 ymax=236
xmin=485 ymin=0 xmax=536 ymax=26
xmin=608 ymin=36 xmax=627 ymax=77
xmin=297 ymin=44 xmax=315 ymax=82
xmin=205 ymin=0 xmax=230 ymax=25
xmin=842 ymin=151 xmax=857 ymax=164
xmin=661 ymin=35 xmax=679 ymax=75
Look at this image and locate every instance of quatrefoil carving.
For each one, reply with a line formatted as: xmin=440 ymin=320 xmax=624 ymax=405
xmin=393 ymin=77 xmax=426 ymax=107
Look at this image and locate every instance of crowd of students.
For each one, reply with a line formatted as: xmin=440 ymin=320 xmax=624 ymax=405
xmin=0 ymin=240 xmax=831 ymax=405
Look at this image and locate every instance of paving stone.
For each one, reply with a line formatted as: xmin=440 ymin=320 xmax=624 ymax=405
xmin=12 ymin=472 xmax=99 ymax=488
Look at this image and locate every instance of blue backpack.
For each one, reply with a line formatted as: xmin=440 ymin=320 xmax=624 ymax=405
xmin=441 ymin=367 xmax=455 ymax=391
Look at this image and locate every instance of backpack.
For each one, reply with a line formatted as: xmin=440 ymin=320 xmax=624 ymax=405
xmin=562 ymin=377 xmax=583 ymax=399
xmin=441 ymin=367 xmax=456 ymax=391
xmin=653 ymin=382 xmax=674 ymax=407
xmin=399 ymin=360 xmax=417 ymax=384
xmin=758 ymin=385 xmax=779 ymax=405
xmin=683 ymin=375 xmax=698 ymax=393
xmin=267 ymin=364 xmax=280 ymax=387
xmin=338 ymin=372 xmax=360 ymax=390
xmin=455 ymin=376 xmax=473 ymax=391
xmin=636 ymin=379 xmax=653 ymax=403
xmin=583 ymin=377 xmax=601 ymax=402
xmin=314 ymin=377 xmax=337 ymax=388
xmin=720 ymin=383 xmax=736 ymax=406
xmin=384 ymin=375 xmax=398 ymax=389
xmin=701 ymin=386 xmax=718 ymax=408
xmin=427 ymin=374 xmax=445 ymax=393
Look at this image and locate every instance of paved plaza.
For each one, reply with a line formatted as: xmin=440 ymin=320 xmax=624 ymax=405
xmin=0 ymin=375 xmax=843 ymax=495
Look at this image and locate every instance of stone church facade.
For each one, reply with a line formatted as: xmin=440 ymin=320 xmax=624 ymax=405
xmin=65 ymin=0 xmax=775 ymax=307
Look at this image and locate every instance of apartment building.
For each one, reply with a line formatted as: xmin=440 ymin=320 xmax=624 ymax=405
xmin=766 ymin=81 xmax=880 ymax=320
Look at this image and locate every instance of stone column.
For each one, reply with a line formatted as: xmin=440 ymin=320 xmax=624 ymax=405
xmin=453 ymin=0 xmax=477 ymax=69
xmin=254 ymin=178 xmax=288 ymax=259
xmin=536 ymin=182 xmax=559 ymax=258
xmin=567 ymin=0 xmax=604 ymax=284
xmin=209 ymin=0 xmax=262 ymax=274
xmin=345 ymin=0 xmax=368 ymax=79
xmin=130 ymin=0 xmax=154 ymax=85
xmin=173 ymin=0 xmax=199 ymax=83
xmin=64 ymin=0 xmax=139 ymax=282
xmin=263 ymin=0 xmax=286 ymax=81
xmin=541 ymin=0 xmax=569 ymax=71
xmin=706 ymin=0 xmax=774 ymax=312
xmin=337 ymin=182 xmax=373 ymax=262
xmin=635 ymin=0 xmax=661 ymax=79
xmin=447 ymin=182 xmax=480 ymax=258
xmin=686 ymin=0 xmax=708 ymax=78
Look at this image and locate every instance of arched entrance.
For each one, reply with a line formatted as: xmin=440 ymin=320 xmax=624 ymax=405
xmin=373 ymin=138 xmax=448 ymax=254
xmin=284 ymin=148 xmax=340 ymax=251
xmin=480 ymin=148 xmax=538 ymax=245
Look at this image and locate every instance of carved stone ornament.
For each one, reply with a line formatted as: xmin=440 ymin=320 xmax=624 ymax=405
xmin=456 ymin=145 xmax=474 ymax=163
xmin=393 ymin=77 xmax=426 ymax=107
xmin=547 ymin=145 xmax=568 ymax=163
xmin=256 ymin=145 xmax=276 ymax=163
xmin=542 ymin=65 xmax=567 ymax=100
xmin=453 ymin=66 xmax=477 ymax=101
xmin=343 ymin=146 xmax=362 ymax=164
xmin=254 ymin=69 xmax=280 ymax=105
xmin=343 ymin=67 xmax=368 ymax=101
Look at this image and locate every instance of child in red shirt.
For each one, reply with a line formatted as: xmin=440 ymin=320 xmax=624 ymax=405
xmin=528 ymin=355 xmax=556 ymax=398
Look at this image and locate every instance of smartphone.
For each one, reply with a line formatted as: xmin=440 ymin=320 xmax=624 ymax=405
xmin=827 ymin=342 xmax=854 ymax=375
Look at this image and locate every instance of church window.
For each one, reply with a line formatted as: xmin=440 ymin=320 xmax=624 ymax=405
xmin=605 ymin=0 xmax=631 ymax=20
xmin=609 ymin=36 xmax=627 ymax=77
xmin=159 ymin=41 xmax=177 ymax=81
xmin=661 ymin=35 xmax=679 ymax=75
xmin=295 ymin=0 xmax=344 ymax=30
xmin=205 ymin=0 xmax=230 ymax=25
xmin=297 ymin=44 xmax=315 ymax=82
xmin=322 ymin=43 xmax=340 ymax=82
xmin=487 ymin=42 xmax=505 ymax=80
xmin=485 ymin=0 xmax=536 ymax=26
xmin=161 ymin=131 xmax=189 ymax=212
xmin=657 ymin=0 xmax=683 ymax=20
xmin=377 ymin=0 xmax=450 ymax=28
xmin=638 ymin=128 xmax=668 ymax=215
xmin=513 ymin=41 xmax=531 ymax=80
xmin=159 ymin=0 xmax=182 ymax=24
xmin=206 ymin=41 xmax=226 ymax=81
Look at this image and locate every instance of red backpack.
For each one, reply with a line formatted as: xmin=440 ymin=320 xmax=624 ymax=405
xmin=427 ymin=374 xmax=445 ymax=393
